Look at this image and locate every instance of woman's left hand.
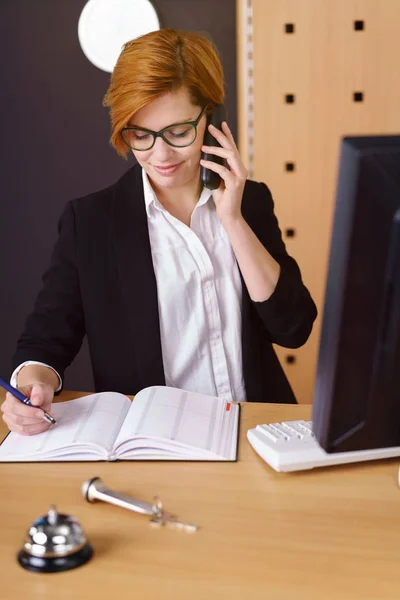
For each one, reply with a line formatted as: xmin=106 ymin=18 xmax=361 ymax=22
xmin=200 ymin=121 xmax=248 ymax=222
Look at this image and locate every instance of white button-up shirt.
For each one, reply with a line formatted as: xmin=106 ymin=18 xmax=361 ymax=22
xmin=142 ymin=170 xmax=245 ymax=402
xmin=12 ymin=168 xmax=246 ymax=402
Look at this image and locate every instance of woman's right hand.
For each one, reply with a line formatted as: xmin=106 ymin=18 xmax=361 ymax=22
xmin=0 ymin=382 xmax=55 ymax=435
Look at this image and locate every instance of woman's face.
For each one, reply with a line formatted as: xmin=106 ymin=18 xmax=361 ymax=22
xmin=128 ymin=87 xmax=207 ymax=192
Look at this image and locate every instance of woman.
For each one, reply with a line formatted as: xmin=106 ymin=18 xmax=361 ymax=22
xmin=1 ymin=29 xmax=317 ymax=435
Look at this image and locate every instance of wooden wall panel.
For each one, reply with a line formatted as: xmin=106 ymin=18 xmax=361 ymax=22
xmin=237 ymin=0 xmax=400 ymax=403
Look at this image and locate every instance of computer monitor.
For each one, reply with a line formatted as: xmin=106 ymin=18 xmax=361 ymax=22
xmin=312 ymin=135 xmax=400 ymax=453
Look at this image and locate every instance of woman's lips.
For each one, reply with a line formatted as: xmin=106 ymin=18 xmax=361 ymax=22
xmin=153 ymin=163 xmax=182 ymax=176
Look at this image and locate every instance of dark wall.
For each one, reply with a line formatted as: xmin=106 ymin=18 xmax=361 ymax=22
xmin=0 ymin=0 xmax=237 ymax=390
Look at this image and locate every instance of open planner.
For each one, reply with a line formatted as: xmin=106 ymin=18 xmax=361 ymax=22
xmin=0 ymin=386 xmax=240 ymax=462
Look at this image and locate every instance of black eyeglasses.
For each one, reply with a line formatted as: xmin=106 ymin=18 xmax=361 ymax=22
xmin=120 ymin=106 xmax=207 ymax=151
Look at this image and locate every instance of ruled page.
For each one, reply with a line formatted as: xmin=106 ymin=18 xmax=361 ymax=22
xmin=0 ymin=392 xmax=131 ymax=461
xmin=114 ymin=386 xmax=238 ymax=459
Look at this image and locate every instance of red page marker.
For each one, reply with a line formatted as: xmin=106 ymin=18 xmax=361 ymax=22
xmin=226 ymin=402 xmax=231 ymax=412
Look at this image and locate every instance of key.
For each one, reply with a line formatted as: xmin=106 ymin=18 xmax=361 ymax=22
xmin=149 ymin=497 xmax=199 ymax=533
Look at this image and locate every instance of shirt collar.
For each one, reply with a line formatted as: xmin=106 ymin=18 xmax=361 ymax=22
xmin=141 ymin=168 xmax=160 ymax=218
xmin=141 ymin=168 xmax=213 ymax=218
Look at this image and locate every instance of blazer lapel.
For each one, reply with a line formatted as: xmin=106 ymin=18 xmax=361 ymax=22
xmin=112 ymin=165 xmax=166 ymax=389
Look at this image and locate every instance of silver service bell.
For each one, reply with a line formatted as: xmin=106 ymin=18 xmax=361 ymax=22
xmin=17 ymin=505 xmax=93 ymax=573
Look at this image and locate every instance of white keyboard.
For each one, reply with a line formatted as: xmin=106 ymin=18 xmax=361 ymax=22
xmin=247 ymin=420 xmax=400 ymax=472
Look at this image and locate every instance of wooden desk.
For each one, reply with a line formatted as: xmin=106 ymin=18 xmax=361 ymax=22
xmin=1 ymin=391 xmax=399 ymax=600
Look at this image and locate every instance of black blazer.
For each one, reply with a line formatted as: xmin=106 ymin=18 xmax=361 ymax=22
xmin=14 ymin=165 xmax=317 ymax=403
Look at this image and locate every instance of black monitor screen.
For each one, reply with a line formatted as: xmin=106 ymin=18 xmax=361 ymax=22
xmin=312 ymin=135 xmax=400 ymax=453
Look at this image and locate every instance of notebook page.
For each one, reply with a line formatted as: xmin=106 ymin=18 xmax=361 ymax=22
xmin=0 ymin=392 xmax=131 ymax=461
xmin=114 ymin=386 xmax=234 ymax=457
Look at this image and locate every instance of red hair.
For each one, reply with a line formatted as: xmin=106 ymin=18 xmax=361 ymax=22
xmin=103 ymin=29 xmax=225 ymax=157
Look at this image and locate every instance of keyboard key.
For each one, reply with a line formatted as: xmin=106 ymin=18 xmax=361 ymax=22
xmin=269 ymin=423 xmax=300 ymax=439
xmin=283 ymin=420 xmax=314 ymax=437
xmin=256 ymin=424 xmax=287 ymax=443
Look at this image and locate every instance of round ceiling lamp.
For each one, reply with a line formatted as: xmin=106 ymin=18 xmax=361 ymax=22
xmin=78 ymin=0 xmax=160 ymax=73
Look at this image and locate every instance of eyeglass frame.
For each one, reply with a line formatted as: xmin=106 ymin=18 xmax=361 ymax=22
xmin=120 ymin=105 xmax=207 ymax=151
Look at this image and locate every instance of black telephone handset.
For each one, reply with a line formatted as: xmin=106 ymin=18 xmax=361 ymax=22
xmin=200 ymin=104 xmax=227 ymax=190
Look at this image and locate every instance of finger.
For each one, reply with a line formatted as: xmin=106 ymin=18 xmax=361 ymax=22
xmin=19 ymin=383 xmax=53 ymax=409
xmin=2 ymin=411 xmax=45 ymax=427
xmin=200 ymin=159 xmax=235 ymax=183
xmin=202 ymin=146 xmax=247 ymax=178
xmin=3 ymin=414 xmax=50 ymax=436
xmin=206 ymin=124 xmax=245 ymax=175
xmin=201 ymin=146 xmax=234 ymax=160
xmin=25 ymin=385 xmax=46 ymax=407
xmin=22 ymin=422 xmax=51 ymax=436
xmin=221 ymin=121 xmax=239 ymax=150
xmin=29 ymin=394 xmax=45 ymax=408
xmin=207 ymin=124 xmax=232 ymax=150
xmin=219 ymin=123 xmax=247 ymax=176
xmin=3 ymin=393 xmax=43 ymax=419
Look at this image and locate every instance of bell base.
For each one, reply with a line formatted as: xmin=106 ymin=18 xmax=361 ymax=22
xmin=17 ymin=543 xmax=94 ymax=573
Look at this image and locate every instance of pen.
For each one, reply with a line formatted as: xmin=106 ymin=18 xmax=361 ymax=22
xmin=0 ymin=376 xmax=57 ymax=425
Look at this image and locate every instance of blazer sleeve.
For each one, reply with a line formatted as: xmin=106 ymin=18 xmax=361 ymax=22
xmin=12 ymin=201 xmax=85 ymax=382
xmin=241 ymin=181 xmax=317 ymax=348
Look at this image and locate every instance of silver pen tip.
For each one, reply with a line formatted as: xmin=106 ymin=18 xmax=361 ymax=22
xmin=43 ymin=412 xmax=57 ymax=425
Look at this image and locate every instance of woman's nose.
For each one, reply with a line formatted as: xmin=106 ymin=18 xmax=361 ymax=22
xmin=151 ymin=136 xmax=175 ymax=161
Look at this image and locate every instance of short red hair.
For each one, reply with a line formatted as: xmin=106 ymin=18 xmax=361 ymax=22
xmin=103 ymin=29 xmax=225 ymax=157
